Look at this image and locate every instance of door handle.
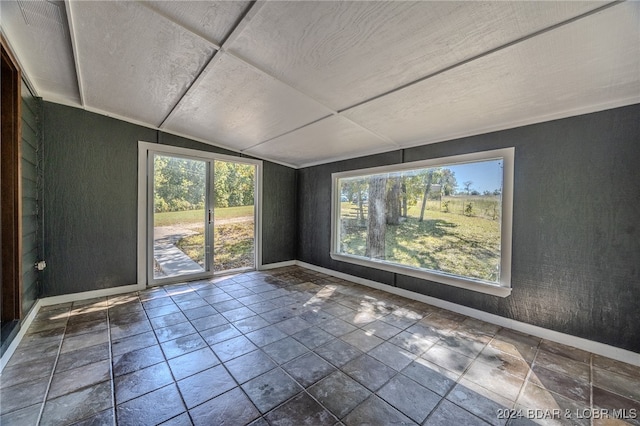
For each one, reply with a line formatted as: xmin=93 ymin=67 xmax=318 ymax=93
xmin=208 ymin=209 xmax=213 ymax=224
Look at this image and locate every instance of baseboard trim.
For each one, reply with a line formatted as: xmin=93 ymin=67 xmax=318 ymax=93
xmin=259 ymin=260 xmax=296 ymax=271
xmin=0 ymin=299 xmax=43 ymax=372
xmin=39 ymin=283 xmax=144 ymax=307
xmin=296 ymin=261 xmax=640 ymax=367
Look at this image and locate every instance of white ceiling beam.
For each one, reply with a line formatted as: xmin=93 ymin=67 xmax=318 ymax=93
xmin=64 ymin=0 xmax=84 ymax=106
xmin=157 ymin=0 xmax=267 ymax=129
xmin=137 ymin=1 xmax=221 ymax=50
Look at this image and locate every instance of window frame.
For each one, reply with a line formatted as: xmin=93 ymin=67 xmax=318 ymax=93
xmin=330 ymin=148 xmax=514 ymax=297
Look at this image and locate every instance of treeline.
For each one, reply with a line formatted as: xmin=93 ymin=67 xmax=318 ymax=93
xmin=154 ymin=157 xmax=254 ymax=213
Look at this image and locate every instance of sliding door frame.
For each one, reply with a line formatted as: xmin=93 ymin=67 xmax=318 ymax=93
xmin=137 ymin=141 xmax=262 ymax=288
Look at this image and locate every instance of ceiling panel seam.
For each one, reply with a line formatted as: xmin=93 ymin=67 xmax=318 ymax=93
xmin=137 ymin=2 xmax=221 ymax=50
xmin=157 ymin=0 xmax=264 ymax=129
xmin=64 ymin=0 xmax=84 ymax=106
xmin=336 ymin=0 xmax=625 ymax=115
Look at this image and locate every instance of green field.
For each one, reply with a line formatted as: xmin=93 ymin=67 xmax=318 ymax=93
xmin=154 ymin=205 xmax=254 ymax=227
xmin=340 ymin=195 xmax=501 ymax=282
xmin=176 ymin=222 xmax=254 ymax=272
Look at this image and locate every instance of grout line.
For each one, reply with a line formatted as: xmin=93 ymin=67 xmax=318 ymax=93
xmin=105 ymin=299 xmax=117 ymax=426
xmin=35 ymin=308 xmax=70 ymax=425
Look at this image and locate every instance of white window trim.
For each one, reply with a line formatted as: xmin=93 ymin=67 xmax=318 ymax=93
xmin=137 ymin=141 xmax=263 ymax=287
xmin=330 ymin=148 xmax=514 ymax=298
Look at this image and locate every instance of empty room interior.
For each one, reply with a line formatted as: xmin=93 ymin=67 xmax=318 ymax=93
xmin=1 ymin=1 xmax=639 ymax=425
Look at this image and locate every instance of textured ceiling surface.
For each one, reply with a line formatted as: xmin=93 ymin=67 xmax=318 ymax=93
xmin=2 ymin=1 xmax=638 ymax=167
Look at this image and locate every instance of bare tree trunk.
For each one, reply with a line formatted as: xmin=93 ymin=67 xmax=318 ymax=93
xmin=357 ymin=191 xmax=364 ymax=225
xmin=386 ymin=177 xmax=401 ymax=225
xmin=419 ymin=171 xmax=434 ymax=222
xmin=365 ymin=176 xmax=386 ymax=259
xmin=401 ymin=180 xmax=408 ymax=217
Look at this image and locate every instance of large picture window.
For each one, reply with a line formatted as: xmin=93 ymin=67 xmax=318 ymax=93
xmin=331 ymin=148 xmax=514 ymax=297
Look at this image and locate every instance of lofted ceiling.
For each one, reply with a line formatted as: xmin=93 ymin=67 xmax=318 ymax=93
xmin=1 ymin=1 xmax=639 ymax=168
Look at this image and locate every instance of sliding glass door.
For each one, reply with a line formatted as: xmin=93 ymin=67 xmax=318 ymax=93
xmin=144 ymin=145 xmax=259 ymax=286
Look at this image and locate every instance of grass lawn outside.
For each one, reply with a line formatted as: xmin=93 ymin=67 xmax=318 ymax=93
xmin=340 ymin=197 xmax=501 ymax=282
xmin=155 ymin=205 xmax=254 ymax=227
xmin=176 ymin=222 xmax=254 ymax=272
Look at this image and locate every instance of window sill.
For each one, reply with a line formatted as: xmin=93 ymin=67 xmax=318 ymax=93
xmin=330 ymin=252 xmax=512 ymax=298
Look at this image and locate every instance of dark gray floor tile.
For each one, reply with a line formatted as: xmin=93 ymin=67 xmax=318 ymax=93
xmin=233 ymin=315 xmax=271 ymax=334
xmin=176 ymin=365 xmax=236 ymax=409
xmin=361 ymin=320 xmax=402 ymax=340
xmin=60 ymin=328 xmax=109 ymax=353
xmin=168 ymin=347 xmax=220 ymax=380
xmin=422 ymin=344 xmax=474 ymax=375
xmin=438 ymin=331 xmax=489 ymax=358
xmin=342 ymin=354 xmax=396 ymax=392
xmin=41 ymin=381 xmax=112 ymax=426
xmin=528 ymin=364 xmax=590 ymax=404
xmin=182 ymin=305 xmax=217 ymax=321
xmin=477 ymin=345 xmax=533 ymax=380
xmin=299 ymin=309 xmax=333 ymax=325
xmin=340 ymin=329 xmax=384 ymax=353
xmin=425 ymin=399 xmax=490 ymax=425
xmin=200 ymin=323 xmax=241 ymax=346
xmin=190 ymin=313 xmax=229 ymax=332
xmin=189 ymin=387 xmax=260 ymax=426
xmin=65 ymin=318 xmax=108 ymax=337
xmin=150 ymin=311 xmax=189 ymax=329
xmin=592 ymin=386 xmax=640 ymax=426
xmin=265 ymin=392 xmax=337 ymax=425
xmin=276 ymin=317 xmax=313 ymax=335
xmin=246 ymin=300 xmax=278 ymax=314
xmin=0 ymin=377 xmax=49 ymax=414
xmin=261 ymin=306 xmax=298 ymax=323
xmin=246 ymin=324 xmax=288 ymax=347
xmin=401 ymin=358 xmax=457 ymax=396
xmin=448 ymin=381 xmax=511 ymax=426
xmin=161 ymin=333 xmax=208 ymax=359
xmin=0 ymin=355 xmax=56 ymax=388
xmin=109 ymin=319 xmax=153 ymax=341
xmin=463 ymin=362 xmax=524 ymax=402
xmin=57 ymin=342 xmax=110 ymax=374
xmin=592 ymin=354 xmax=640 ymax=379
xmin=114 ymin=362 xmax=174 ymax=404
xmin=292 ymin=326 xmax=334 ymax=349
xmin=388 ymin=330 xmax=435 ymax=355
xmin=368 ymin=341 xmax=416 ymax=371
xmin=9 ymin=340 xmax=61 ymax=365
xmin=155 ymin=321 xmax=198 ymax=343
xmin=283 ymin=352 xmax=336 ymax=387
xmin=116 ymin=384 xmax=185 ymax=426
xmin=221 ymin=306 xmax=257 ymax=322
xmin=533 ymin=350 xmax=590 ymax=383
xmin=145 ymin=303 xmax=182 ymax=319
xmin=71 ymin=408 xmax=115 ymax=426
xmin=308 ymin=371 xmax=370 ymax=419
xmin=316 ymin=339 xmax=363 ymax=368
xmin=539 ymin=340 xmax=591 ymax=363
xmin=242 ymin=368 xmax=302 ymax=413
xmin=343 ymin=395 xmax=415 ymax=426
xmin=210 ymin=335 xmax=258 ymax=362
xmin=174 ymin=296 xmax=209 ymax=311
xmin=489 ymin=329 xmax=540 ymax=364
xmin=593 ymin=367 xmax=640 ymax=402
xmin=159 ymin=412 xmax=193 ymax=426
xmin=377 ymin=375 xmax=441 ymax=423
xmin=319 ymin=318 xmax=357 ymax=337
xmin=262 ymin=337 xmax=309 ymax=364
xmin=111 ymin=330 xmax=157 ymax=357
xmin=0 ymin=403 xmax=41 ymax=425
xmin=113 ymin=344 xmax=165 ymax=376
xmin=48 ymin=359 xmax=110 ymax=399
xmin=225 ymin=350 xmax=276 ymax=384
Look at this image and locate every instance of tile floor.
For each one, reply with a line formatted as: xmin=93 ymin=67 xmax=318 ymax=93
xmin=1 ymin=266 xmax=639 ymax=425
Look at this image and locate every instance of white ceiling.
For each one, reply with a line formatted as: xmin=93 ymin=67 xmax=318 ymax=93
xmin=2 ymin=1 xmax=639 ymax=168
